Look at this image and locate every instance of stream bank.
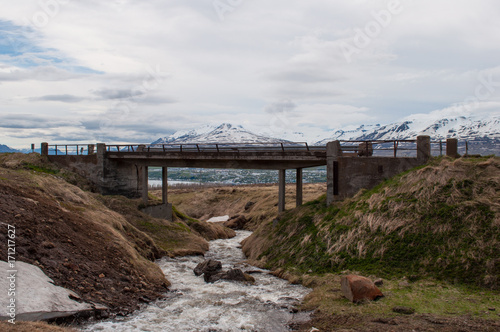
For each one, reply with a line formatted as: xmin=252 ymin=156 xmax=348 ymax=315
xmin=81 ymin=231 xmax=311 ymax=331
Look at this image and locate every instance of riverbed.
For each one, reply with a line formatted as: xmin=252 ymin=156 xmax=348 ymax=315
xmin=81 ymin=231 xmax=311 ymax=332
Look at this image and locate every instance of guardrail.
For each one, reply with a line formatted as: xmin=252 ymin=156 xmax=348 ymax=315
xmin=105 ymin=142 xmax=322 ymax=154
xmin=47 ymin=144 xmax=94 ymax=156
xmin=338 ymin=139 xmax=417 ymax=157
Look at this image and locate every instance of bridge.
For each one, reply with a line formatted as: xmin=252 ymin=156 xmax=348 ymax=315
xmin=41 ymin=136 xmax=459 ymax=221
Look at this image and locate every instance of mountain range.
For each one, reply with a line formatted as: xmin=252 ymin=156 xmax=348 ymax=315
xmin=152 ymin=116 xmax=500 ymax=155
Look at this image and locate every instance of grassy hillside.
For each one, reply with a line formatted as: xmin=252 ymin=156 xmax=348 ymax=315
xmin=242 ymin=157 xmax=500 ymax=289
xmin=0 ymin=153 xmax=234 ymax=317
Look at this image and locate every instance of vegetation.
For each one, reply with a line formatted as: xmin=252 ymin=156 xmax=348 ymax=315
xmin=244 ymin=157 xmax=500 ymax=289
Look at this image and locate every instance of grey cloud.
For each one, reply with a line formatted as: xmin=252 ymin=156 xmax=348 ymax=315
xmin=264 ymin=100 xmax=297 ymax=114
xmin=92 ymin=88 xmax=145 ymax=100
xmin=0 ymin=114 xmax=75 ymax=129
xmin=30 ymin=94 xmax=86 ymax=103
xmin=267 ymin=69 xmax=345 ymax=84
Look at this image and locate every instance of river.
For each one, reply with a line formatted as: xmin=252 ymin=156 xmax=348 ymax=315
xmin=81 ymin=231 xmax=311 ymax=332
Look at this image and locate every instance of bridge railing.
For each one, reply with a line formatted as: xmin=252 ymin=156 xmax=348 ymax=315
xmin=47 ymin=144 xmax=95 ymax=156
xmin=106 ymin=142 xmax=323 ymax=154
xmin=338 ymin=139 xmax=418 ymax=157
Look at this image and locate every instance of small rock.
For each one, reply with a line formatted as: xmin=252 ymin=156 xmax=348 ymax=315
xmin=399 ymin=280 xmax=411 ymax=288
xmin=99 ymin=273 xmax=105 ymax=278
xmin=41 ymin=241 xmax=55 ymax=249
xmin=193 ymin=259 xmax=222 ymax=277
xmin=223 ymin=215 xmax=249 ymax=230
xmin=392 ymin=306 xmax=416 ymax=315
xmin=374 ymin=278 xmax=383 ymax=286
xmin=341 ymin=275 xmax=384 ymax=303
xmin=15 ymin=214 xmax=22 ymax=218
xmin=244 ymin=201 xmax=255 ymax=211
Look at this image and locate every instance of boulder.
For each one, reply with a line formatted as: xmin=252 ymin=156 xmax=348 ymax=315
xmin=340 ymin=275 xmax=384 ymax=303
xmin=205 ymin=269 xmax=255 ymax=283
xmin=193 ymin=259 xmax=222 ymax=277
xmin=223 ymin=215 xmax=249 ymax=230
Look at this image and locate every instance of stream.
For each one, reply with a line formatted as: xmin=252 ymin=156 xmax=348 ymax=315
xmin=81 ymin=231 xmax=311 ymax=332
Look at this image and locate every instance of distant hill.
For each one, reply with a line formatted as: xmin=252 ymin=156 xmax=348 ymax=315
xmin=0 ymin=144 xmax=20 ymax=153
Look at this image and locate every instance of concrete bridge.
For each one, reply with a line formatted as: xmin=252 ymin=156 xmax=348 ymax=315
xmin=42 ymin=136 xmax=459 ymax=221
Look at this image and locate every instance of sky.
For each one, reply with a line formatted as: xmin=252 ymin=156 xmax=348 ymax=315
xmin=1 ymin=0 xmax=500 ymax=148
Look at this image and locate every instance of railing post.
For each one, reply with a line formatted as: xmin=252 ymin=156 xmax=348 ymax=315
xmin=417 ymin=136 xmax=431 ymax=163
xmin=41 ymin=142 xmax=49 ymax=156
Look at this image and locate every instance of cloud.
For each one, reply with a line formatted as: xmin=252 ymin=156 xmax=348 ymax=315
xmin=30 ymin=94 xmax=86 ymax=103
xmin=0 ymin=114 xmax=75 ymax=129
xmin=264 ymin=100 xmax=297 ymax=114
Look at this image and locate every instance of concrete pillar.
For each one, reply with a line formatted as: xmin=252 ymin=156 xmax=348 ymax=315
xmin=416 ymin=135 xmax=431 ymax=163
xmin=162 ymin=167 xmax=168 ymax=204
xmin=88 ymin=144 xmax=95 ymax=155
xmin=446 ymin=138 xmax=458 ymax=158
xmin=278 ymin=169 xmax=286 ymax=213
xmin=142 ymin=166 xmax=148 ymax=204
xmin=296 ymin=168 xmax=303 ymax=207
xmin=41 ymin=142 xmax=49 ymax=156
xmin=326 ymin=141 xmax=342 ymax=205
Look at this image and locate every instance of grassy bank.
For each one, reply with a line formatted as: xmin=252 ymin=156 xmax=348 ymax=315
xmin=243 ymin=157 xmax=499 ymax=289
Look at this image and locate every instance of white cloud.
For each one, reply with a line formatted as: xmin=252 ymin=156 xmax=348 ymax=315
xmin=1 ymin=0 xmax=500 ymax=148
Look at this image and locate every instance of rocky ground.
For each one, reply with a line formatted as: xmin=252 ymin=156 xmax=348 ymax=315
xmin=0 ymin=153 xmax=234 ymax=331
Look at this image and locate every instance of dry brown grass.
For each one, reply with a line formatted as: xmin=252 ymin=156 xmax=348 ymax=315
xmin=0 ymin=321 xmax=74 ymax=332
xmin=158 ymin=183 xmax=326 ymax=230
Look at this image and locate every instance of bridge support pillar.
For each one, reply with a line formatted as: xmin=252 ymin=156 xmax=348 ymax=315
xmin=162 ymin=167 xmax=168 ymax=204
xmin=278 ymin=169 xmax=286 ymax=213
xmin=296 ymin=168 xmax=303 ymax=207
xmin=446 ymin=138 xmax=458 ymax=158
xmin=141 ymin=166 xmax=148 ymax=204
xmin=327 ymin=141 xmax=342 ymax=205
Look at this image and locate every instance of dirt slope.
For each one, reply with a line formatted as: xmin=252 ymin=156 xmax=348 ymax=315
xmin=0 ymin=153 xmax=234 ymax=319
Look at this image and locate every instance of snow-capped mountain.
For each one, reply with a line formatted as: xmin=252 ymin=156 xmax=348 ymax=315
xmin=316 ymin=116 xmax=500 ymax=143
xmin=151 ymin=116 xmax=499 ymax=155
xmin=152 ymin=123 xmax=288 ymax=144
xmin=315 ymin=115 xmax=500 ymax=155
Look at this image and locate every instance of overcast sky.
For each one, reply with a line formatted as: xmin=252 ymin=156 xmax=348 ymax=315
xmin=1 ymin=0 xmax=500 ymax=148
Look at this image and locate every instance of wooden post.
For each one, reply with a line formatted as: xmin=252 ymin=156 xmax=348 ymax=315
xmin=296 ymin=168 xmax=303 ymax=207
xmin=278 ymin=169 xmax=286 ymax=213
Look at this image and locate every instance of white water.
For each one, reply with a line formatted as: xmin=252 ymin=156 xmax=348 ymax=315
xmin=81 ymin=231 xmax=311 ymax=332
xmin=207 ymin=215 xmax=230 ymax=223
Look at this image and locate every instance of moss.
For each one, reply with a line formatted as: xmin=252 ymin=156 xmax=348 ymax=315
xmin=24 ymin=163 xmax=59 ymax=175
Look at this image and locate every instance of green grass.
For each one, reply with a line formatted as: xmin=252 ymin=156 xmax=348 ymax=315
xmin=254 ymin=157 xmax=500 ymax=289
xmin=303 ymin=275 xmax=500 ymax=320
xmin=24 ymin=163 xmax=59 ymax=175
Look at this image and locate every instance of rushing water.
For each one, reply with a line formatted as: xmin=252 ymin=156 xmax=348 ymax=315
xmin=81 ymin=231 xmax=311 ymax=332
